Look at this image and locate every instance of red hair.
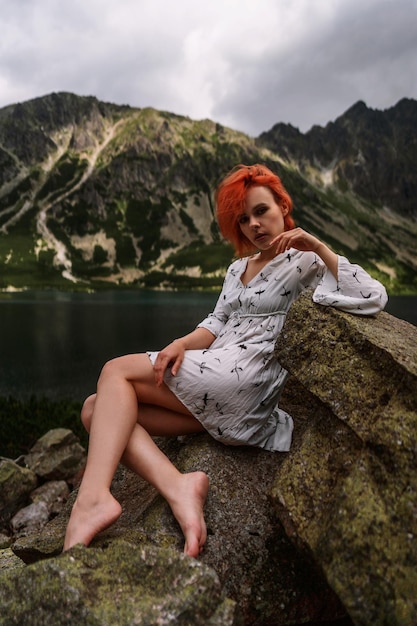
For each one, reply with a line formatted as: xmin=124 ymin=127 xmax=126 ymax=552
xmin=215 ymin=163 xmax=295 ymax=257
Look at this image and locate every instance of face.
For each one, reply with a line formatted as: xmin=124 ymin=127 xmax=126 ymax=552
xmin=238 ymin=186 xmax=287 ymax=251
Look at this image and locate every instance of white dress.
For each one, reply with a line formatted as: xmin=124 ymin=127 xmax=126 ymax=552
xmin=148 ymin=250 xmax=387 ymax=452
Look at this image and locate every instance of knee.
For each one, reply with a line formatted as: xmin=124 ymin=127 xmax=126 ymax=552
xmin=97 ymin=354 xmax=148 ymax=388
xmin=97 ymin=356 xmax=126 ymax=386
xmin=80 ymin=394 xmax=96 ymax=433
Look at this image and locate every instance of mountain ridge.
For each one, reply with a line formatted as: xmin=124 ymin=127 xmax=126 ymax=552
xmin=0 ymin=92 xmax=416 ymax=293
xmin=257 ymin=97 xmax=417 ymax=218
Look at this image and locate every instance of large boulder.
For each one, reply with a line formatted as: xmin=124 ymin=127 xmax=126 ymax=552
xmin=10 ymin=436 xmax=345 ymax=625
xmin=0 ymin=541 xmax=237 ymax=625
xmin=272 ymin=291 xmax=417 ymax=625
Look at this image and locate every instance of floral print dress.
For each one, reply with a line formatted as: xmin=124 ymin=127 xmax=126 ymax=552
xmin=148 ymin=250 xmax=387 ymax=452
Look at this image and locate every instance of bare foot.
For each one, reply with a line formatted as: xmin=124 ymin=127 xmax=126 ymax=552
xmin=168 ymin=471 xmax=210 ymax=558
xmin=63 ymin=490 xmax=122 ymax=551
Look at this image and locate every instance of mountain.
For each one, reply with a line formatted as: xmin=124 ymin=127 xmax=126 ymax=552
xmin=257 ymin=98 xmax=417 ymax=219
xmin=0 ymin=92 xmax=416 ymax=293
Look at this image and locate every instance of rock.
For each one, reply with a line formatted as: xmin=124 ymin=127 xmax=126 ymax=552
xmin=0 ymin=548 xmax=25 ymax=572
xmin=3 ymin=297 xmax=416 ymax=625
xmin=10 ymin=501 xmax=50 ymax=537
xmin=0 ymin=533 xmax=12 ymax=550
xmin=0 ymin=459 xmax=37 ymax=527
xmin=141 ymin=435 xmax=347 ymax=625
xmin=0 ymin=541 xmax=237 ymax=626
xmin=272 ymin=291 xmax=417 ymax=625
xmin=30 ymin=480 xmax=70 ymax=515
xmin=24 ymin=428 xmax=86 ymax=481
xmin=7 ymin=477 xmax=71 ymax=542
xmin=12 ymin=438 xmax=347 ymax=625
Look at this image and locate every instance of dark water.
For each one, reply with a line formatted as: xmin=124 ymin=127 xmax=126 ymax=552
xmin=385 ymin=295 xmax=417 ymax=327
xmin=0 ymin=290 xmax=218 ymax=401
xmin=0 ymin=290 xmax=415 ymax=401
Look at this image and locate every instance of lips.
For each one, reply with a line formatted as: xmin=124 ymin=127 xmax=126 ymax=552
xmin=255 ymin=233 xmax=267 ymax=241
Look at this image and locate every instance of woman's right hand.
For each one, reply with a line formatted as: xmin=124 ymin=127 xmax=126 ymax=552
xmin=153 ymin=339 xmax=186 ymax=386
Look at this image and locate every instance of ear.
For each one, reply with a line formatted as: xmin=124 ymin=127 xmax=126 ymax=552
xmin=281 ymin=201 xmax=289 ymax=216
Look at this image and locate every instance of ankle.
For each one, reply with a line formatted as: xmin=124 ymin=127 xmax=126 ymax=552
xmin=75 ymin=487 xmax=112 ymax=508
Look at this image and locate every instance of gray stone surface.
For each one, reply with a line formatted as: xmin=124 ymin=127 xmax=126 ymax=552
xmin=0 ymin=542 xmax=237 ymax=625
xmin=272 ymin=292 xmax=417 ymax=625
xmin=24 ymin=428 xmax=86 ymax=480
xmin=0 ymin=459 xmax=37 ymax=526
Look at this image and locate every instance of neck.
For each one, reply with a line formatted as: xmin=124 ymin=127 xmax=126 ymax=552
xmin=256 ymin=247 xmax=277 ymax=263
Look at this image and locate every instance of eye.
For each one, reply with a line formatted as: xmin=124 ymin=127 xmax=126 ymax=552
xmin=238 ymin=214 xmax=249 ymax=224
xmin=256 ymin=206 xmax=268 ymax=216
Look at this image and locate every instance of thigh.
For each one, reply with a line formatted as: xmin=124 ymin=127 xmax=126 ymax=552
xmin=103 ymin=353 xmax=194 ymax=416
xmin=137 ymin=403 xmax=205 ymax=436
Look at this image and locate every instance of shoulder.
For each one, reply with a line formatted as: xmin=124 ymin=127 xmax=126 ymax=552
xmin=288 ymin=249 xmax=323 ymax=268
xmin=269 ymin=249 xmax=313 ymax=268
xmin=225 ymin=257 xmax=246 ymax=276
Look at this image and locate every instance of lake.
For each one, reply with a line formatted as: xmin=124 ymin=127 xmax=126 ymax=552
xmin=0 ymin=290 xmax=415 ymax=401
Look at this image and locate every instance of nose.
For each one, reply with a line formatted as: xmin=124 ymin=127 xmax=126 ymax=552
xmin=248 ymin=215 xmax=260 ymax=229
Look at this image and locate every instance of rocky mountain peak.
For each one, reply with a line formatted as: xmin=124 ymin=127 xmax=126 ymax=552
xmin=0 ymin=93 xmax=416 ymax=293
xmin=258 ymin=98 xmax=417 ymax=220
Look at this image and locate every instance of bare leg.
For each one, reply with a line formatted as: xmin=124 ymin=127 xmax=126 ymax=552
xmin=64 ymin=354 xmax=209 ymax=557
xmin=117 ymin=415 xmax=209 ymax=557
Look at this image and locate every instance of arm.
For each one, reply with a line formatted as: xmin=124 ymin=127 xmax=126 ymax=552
xmin=154 ymin=261 xmax=236 ymax=385
xmin=153 ymin=327 xmax=216 ymax=386
xmin=313 ymin=242 xmax=338 ymax=279
xmin=273 ymin=228 xmax=387 ymax=315
xmin=313 ymin=256 xmax=388 ymax=315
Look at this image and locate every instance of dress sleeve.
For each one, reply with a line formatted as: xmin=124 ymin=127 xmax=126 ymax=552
xmin=312 ymin=256 xmax=388 ymax=315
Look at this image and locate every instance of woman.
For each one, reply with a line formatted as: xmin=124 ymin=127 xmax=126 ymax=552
xmin=64 ymin=164 xmax=387 ymax=557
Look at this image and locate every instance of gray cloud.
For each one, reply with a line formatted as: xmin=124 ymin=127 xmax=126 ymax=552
xmin=0 ymin=0 xmax=416 ymax=135
xmin=211 ymin=0 xmax=417 ymax=133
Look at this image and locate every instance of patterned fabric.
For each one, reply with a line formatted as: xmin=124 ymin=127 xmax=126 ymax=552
xmin=148 ymin=249 xmax=387 ymax=452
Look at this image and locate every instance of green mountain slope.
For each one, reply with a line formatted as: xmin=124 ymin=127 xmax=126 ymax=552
xmin=0 ymin=92 xmax=416 ymax=293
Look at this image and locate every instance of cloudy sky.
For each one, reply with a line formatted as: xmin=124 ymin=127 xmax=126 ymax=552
xmin=1 ymin=0 xmax=416 ymax=136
